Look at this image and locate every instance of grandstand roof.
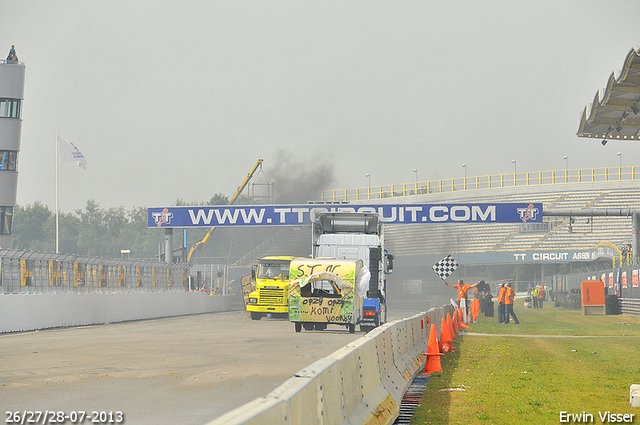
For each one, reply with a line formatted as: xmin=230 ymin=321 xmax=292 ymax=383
xmin=577 ymin=46 xmax=640 ymax=141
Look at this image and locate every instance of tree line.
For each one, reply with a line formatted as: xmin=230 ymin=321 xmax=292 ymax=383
xmin=11 ymin=194 xmax=276 ymax=263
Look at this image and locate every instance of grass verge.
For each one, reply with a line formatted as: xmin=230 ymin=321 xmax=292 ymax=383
xmin=412 ymin=301 xmax=640 ymax=424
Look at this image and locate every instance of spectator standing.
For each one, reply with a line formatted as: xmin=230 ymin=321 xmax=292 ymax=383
xmin=482 ymin=285 xmax=494 ymax=317
xmin=6 ymin=45 xmax=18 ymax=62
xmin=504 ymin=283 xmax=520 ymax=324
xmin=531 ymin=286 xmax=539 ymax=309
xmin=538 ymin=284 xmax=545 ymax=308
xmin=497 ymin=283 xmax=506 ymax=323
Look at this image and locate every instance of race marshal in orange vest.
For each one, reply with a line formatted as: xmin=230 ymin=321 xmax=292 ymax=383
xmin=444 ymin=279 xmax=481 ymax=306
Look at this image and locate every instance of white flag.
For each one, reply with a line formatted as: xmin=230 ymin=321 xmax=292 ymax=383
xmin=58 ymin=136 xmax=88 ymax=169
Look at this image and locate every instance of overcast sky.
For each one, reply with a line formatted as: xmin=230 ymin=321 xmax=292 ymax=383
xmin=2 ymin=1 xmax=640 ymax=212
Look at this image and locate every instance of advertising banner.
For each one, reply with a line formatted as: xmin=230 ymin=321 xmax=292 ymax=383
xmin=136 ymin=267 xmax=143 ymax=287
xmin=74 ymin=263 xmax=85 ymax=287
xmin=49 ymin=261 xmax=61 ymax=286
xmin=20 ymin=259 xmax=33 ymax=287
xmin=148 ymin=202 xmax=543 ymax=228
xmin=118 ymin=265 xmax=126 ymax=287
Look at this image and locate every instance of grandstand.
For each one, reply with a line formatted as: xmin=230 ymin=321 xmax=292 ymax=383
xmin=384 ymin=185 xmax=640 ymax=257
xmin=310 ymin=166 xmax=640 ymax=259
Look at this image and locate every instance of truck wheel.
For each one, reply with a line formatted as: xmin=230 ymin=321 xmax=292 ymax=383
xmin=295 ymin=323 xmax=302 ymax=333
xmin=315 ymin=323 xmax=327 ymax=331
xmin=348 ymin=324 xmax=355 ymax=334
xmin=303 ymin=323 xmax=315 ymax=331
xmin=250 ymin=312 xmax=262 ymax=321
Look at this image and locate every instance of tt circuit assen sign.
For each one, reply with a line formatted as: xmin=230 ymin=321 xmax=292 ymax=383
xmin=458 ymin=243 xmax=619 ymax=265
xmin=148 ymin=203 xmax=542 ymax=228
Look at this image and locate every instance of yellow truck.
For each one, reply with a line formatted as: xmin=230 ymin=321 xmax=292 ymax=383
xmin=245 ymin=256 xmax=295 ymax=320
xmin=288 ymin=258 xmax=369 ymax=333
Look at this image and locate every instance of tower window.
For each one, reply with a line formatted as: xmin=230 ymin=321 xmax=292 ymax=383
xmin=0 ymin=98 xmax=21 ymax=119
xmin=0 ymin=206 xmax=13 ymax=235
xmin=0 ymin=151 xmax=17 ymax=171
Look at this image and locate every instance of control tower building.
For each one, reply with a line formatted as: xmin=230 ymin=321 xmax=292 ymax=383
xmin=0 ymin=58 xmax=25 ymax=248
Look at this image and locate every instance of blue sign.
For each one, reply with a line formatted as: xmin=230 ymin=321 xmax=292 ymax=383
xmin=148 ymin=203 xmax=542 ymax=228
xmin=457 ymin=242 xmax=618 ymax=264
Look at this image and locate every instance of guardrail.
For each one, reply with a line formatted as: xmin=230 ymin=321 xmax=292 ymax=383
xmin=620 ymin=298 xmax=640 ymax=315
xmin=0 ymin=248 xmax=189 ymax=294
xmin=323 ymin=166 xmax=640 ymax=202
xmin=207 ymin=304 xmax=455 ymax=425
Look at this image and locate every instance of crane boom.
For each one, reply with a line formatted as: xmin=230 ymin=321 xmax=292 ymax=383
xmin=186 ymin=159 xmax=264 ymax=264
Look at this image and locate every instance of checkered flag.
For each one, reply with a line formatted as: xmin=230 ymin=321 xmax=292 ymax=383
xmin=432 ymin=255 xmax=459 ymax=281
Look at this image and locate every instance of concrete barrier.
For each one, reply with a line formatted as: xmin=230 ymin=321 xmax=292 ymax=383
xmin=0 ymin=292 xmax=233 ymax=333
xmin=207 ymin=309 xmax=447 ymax=425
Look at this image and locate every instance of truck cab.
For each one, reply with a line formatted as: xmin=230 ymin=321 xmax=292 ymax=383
xmin=311 ymin=212 xmax=393 ymax=332
xmin=246 ymin=256 xmax=294 ymax=320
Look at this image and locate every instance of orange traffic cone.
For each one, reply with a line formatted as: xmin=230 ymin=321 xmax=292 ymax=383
xmin=471 ymin=298 xmax=480 ymax=322
xmin=421 ymin=314 xmax=430 ymax=330
xmin=439 ymin=317 xmax=454 ymax=352
xmin=421 ymin=323 xmax=444 ymax=374
xmin=446 ymin=313 xmax=455 ymax=341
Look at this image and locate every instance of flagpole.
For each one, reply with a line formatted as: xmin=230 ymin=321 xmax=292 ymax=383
xmin=55 ymin=132 xmax=59 ymax=254
xmin=55 ymin=135 xmax=88 ymax=254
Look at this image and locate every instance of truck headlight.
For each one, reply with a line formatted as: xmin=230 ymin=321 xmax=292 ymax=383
xmin=249 ymin=297 xmax=258 ymax=304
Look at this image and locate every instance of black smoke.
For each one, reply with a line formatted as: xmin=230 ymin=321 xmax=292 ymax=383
xmin=266 ymin=150 xmax=335 ymax=204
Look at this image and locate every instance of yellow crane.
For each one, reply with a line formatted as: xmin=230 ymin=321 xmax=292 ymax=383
xmin=186 ymin=159 xmax=264 ymax=264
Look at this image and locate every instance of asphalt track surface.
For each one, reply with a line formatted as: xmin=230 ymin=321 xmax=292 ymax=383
xmin=1 ymin=307 xmax=422 ymax=425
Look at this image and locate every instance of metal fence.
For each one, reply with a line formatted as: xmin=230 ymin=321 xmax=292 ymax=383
xmin=0 ymin=249 xmax=190 ymax=294
xmin=550 ymin=262 xmax=640 ymax=315
xmin=323 ymin=166 xmax=640 ymax=202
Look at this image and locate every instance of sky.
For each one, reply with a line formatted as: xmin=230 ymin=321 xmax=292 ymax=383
xmin=2 ymin=1 xmax=640 ymax=213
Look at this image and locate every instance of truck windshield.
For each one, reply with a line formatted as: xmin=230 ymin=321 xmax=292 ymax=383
xmin=301 ymin=279 xmax=341 ymax=298
xmin=257 ymin=262 xmax=289 ymax=280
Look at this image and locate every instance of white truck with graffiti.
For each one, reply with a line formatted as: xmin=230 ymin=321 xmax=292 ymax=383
xmin=288 ymin=258 xmax=369 ymax=333
xmin=311 ymin=211 xmax=393 ymax=332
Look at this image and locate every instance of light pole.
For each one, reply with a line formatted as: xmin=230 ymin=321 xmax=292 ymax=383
xmin=617 ymin=152 xmax=623 ymax=179
xmin=512 ymin=159 xmax=517 ymax=185
xmin=413 ymin=169 xmax=418 ymax=193
xmin=366 ymin=173 xmax=371 ymax=199
xmin=564 ymin=156 xmax=568 ymax=183
xmin=462 ymin=164 xmax=467 ymax=190
xmin=563 ymin=155 xmax=568 ymax=170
